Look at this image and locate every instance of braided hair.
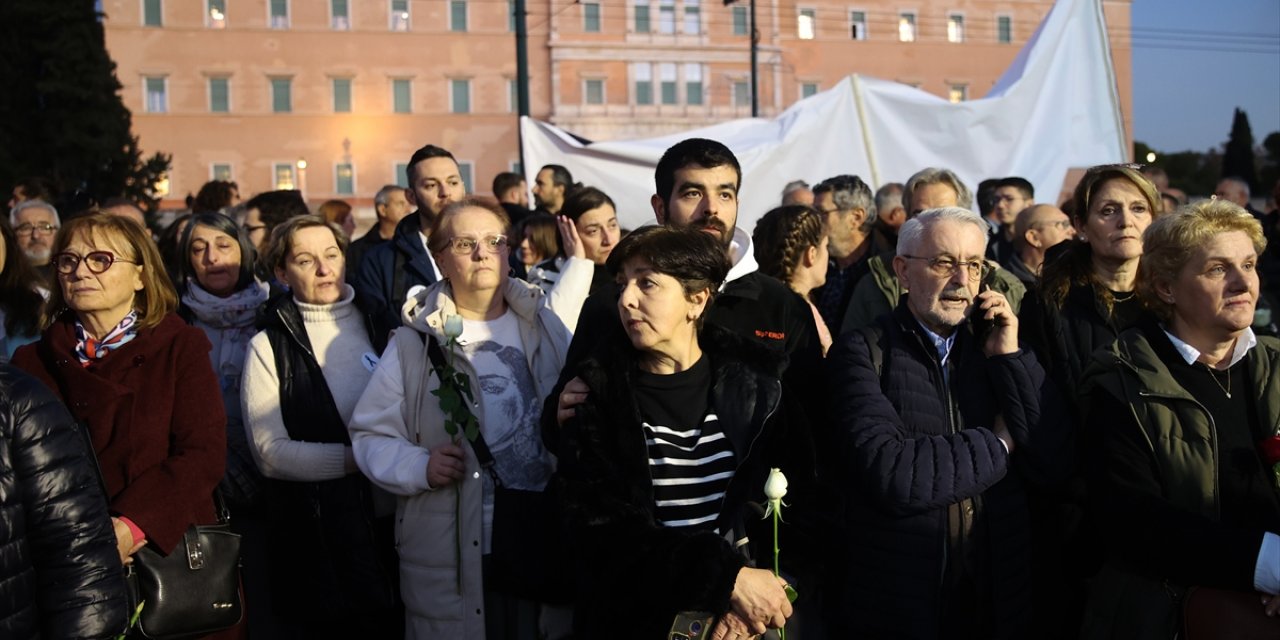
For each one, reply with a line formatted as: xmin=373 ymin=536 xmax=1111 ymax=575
xmin=752 ymin=204 xmax=826 ymax=292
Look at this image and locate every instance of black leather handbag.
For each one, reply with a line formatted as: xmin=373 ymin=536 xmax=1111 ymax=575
xmin=126 ymin=492 xmax=243 ymax=639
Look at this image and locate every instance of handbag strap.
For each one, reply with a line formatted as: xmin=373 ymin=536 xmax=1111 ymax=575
xmin=425 ymin=335 xmax=503 ymax=486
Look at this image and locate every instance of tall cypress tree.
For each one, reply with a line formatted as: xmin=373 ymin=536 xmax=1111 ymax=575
xmin=0 ymin=0 xmax=169 ymax=212
xmin=1221 ymin=108 xmax=1258 ymax=192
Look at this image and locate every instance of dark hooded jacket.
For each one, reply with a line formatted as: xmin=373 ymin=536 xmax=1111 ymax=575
xmin=353 ymin=212 xmax=439 ymax=330
xmin=553 ymin=324 xmax=817 ymax=639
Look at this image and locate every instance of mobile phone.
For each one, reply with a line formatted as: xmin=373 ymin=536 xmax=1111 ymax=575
xmin=970 ymin=283 xmax=993 ymax=339
xmin=669 ymin=611 xmax=716 ymax=640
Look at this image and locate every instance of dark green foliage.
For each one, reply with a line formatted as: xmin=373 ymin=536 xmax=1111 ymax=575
xmin=0 ymin=0 xmax=170 ymax=212
xmin=1221 ymin=108 xmax=1258 ymax=192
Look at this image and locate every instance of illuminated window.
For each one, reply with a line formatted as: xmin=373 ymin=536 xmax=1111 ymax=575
xmin=207 ymin=0 xmax=226 ymax=28
xmin=947 ymin=14 xmax=964 ymax=43
xmin=949 ymin=84 xmax=968 ymax=103
xmin=391 ymin=0 xmax=410 ymax=30
xmin=797 ymin=8 xmax=815 ymax=40
xmin=274 ymin=163 xmax=297 ymax=190
xmin=898 ymin=12 xmax=916 ymax=42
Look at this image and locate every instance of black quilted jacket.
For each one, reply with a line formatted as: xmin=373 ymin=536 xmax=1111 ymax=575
xmin=827 ymin=304 xmax=1070 ymax=639
xmin=0 ymin=365 xmax=129 ymax=639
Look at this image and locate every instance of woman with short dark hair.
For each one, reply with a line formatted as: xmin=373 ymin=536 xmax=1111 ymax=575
xmin=553 ymin=225 xmax=804 ymax=639
xmin=1080 ymin=200 xmax=1280 ymax=638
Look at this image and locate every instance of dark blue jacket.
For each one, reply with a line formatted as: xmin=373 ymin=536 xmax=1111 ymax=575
xmin=827 ymin=303 xmax=1069 ymax=639
xmin=352 ymin=213 xmax=437 ymax=330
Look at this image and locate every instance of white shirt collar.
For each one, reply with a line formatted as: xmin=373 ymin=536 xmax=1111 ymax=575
xmin=1161 ymin=326 xmax=1257 ymax=368
xmin=724 ymin=226 xmax=758 ymax=287
xmin=417 ymin=231 xmax=442 ymax=281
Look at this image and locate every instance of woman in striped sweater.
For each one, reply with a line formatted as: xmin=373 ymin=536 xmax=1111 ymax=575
xmin=553 ymin=225 xmax=813 ymax=640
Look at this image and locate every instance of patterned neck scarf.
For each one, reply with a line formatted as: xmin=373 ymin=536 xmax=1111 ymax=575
xmin=75 ymin=311 xmax=140 ymax=366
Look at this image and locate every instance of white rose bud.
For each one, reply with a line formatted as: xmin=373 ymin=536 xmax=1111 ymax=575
xmin=763 ymin=467 xmax=789 ymax=519
xmin=443 ymin=314 xmax=464 ymax=340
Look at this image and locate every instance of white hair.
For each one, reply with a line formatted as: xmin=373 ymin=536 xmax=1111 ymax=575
xmin=896 ymin=207 xmax=989 ymax=256
xmin=9 ymin=199 xmax=60 ymax=227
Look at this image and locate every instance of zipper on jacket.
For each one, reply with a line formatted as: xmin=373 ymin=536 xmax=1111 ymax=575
xmin=1136 ymin=389 xmax=1223 ymax=520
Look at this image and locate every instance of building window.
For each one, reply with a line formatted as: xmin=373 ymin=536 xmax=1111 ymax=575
xmin=947 ymin=14 xmax=964 ymax=43
xmin=898 ymin=12 xmax=916 ymax=42
xmin=732 ymin=6 xmax=747 ymax=35
xmin=450 ymin=0 xmax=467 ymax=31
xmin=274 ymin=163 xmax=297 ymax=190
xmin=458 ymin=162 xmax=474 ymax=193
xmin=331 ymin=0 xmax=350 ymax=29
xmin=333 ymin=78 xmax=352 ymax=112
xmin=657 ymin=0 xmax=675 ymax=34
xmin=582 ymin=2 xmax=601 ymax=32
xmin=732 ymin=80 xmax=750 ymax=107
xmin=271 ymin=77 xmax=292 ymax=113
xmin=389 ymin=0 xmax=410 ymax=30
xmin=997 ymin=15 xmax=1012 ymax=43
xmin=391 ymin=79 xmax=412 ymax=113
xmin=143 ymin=0 xmax=162 ymax=26
xmin=797 ymin=8 xmax=815 ymax=40
xmin=659 ymin=63 xmax=677 ymax=105
xmin=270 ymin=0 xmax=289 ymax=29
xmin=849 ymin=10 xmax=865 ymax=40
xmin=685 ymin=63 xmax=703 ymax=105
xmin=207 ymin=0 xmax=226 ymax=28
xmin=450 ymin=79 xmax=471 ymax=114
xmin=949 ymin=84 xmax=967 ymax=103
xmin=801 ymin=82 xmax=819 ymax=98
xmin=144 ymin=76 xmax=167 ymax=113
xmin=209 ymin=77 xmax=230 ymax=112
xmin=509 ymin=78 xmax=518 ymax=112
xmin=634 ymin=0 xmax=650 ymax=32
xmin=584 ymin=79 xmax=604 ymax=105
xmin=633 ymin=63 xmax=653 ymax=105
xmin=335 ymin=163 xmax=355 ymax=195
xmin=211 ymin=163 xmax=233 ymax=181
xmin=683 ymin=0 xmax=699 ymax=35
xmin=395 ymin=163 xmax=410 ymax=188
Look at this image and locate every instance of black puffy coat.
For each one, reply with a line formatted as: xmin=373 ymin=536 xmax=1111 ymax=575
xmin=0 ymin=365 xmax=129 ymax=639
xmin=827 ymin=304 xmax=1070 ymax=639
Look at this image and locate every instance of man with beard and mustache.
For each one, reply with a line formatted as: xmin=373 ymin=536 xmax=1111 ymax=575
xmin=543 ymin=137 xmax=828 ymax=638
xmin=354 ymin=144 xmax=466 ymax=330
xmin=826 ymin=207 xmax=1068 ymax=638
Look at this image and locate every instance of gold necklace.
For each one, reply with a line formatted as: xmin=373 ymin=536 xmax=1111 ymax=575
xmin=1203 ymin=364 xmax=1232 ymax=399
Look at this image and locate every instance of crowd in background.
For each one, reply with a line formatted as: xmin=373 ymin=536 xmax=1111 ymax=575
xmin=2 ymin=140 xmax=1280 ymax=640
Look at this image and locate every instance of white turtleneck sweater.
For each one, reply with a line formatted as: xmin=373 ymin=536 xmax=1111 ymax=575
xmin=241 ymin=285 xmax=378 ymax=482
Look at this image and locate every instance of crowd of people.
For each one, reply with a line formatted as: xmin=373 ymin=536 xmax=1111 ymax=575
xmin=1 ymin=138 xmax=1279 ymax=640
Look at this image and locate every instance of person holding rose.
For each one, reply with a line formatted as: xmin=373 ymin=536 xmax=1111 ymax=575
xmin=551 ymin=226 xmax=808 ymax=640
xmin=1079 ymin=199 xmax=1280 ymax=638
xmin=348 ymin=198 xmax=591 ymax=639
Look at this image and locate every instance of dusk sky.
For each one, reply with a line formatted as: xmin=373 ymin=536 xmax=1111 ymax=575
xmin=1130 ymin=0 xmax=1279 ymax=153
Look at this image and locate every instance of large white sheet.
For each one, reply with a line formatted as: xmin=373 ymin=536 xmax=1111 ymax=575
xmin=520 ymin=0 xmax=1127 ymax=232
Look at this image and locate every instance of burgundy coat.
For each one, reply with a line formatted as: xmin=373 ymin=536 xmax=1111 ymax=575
xmin=12 ymin=312 xmax=227 ymax=555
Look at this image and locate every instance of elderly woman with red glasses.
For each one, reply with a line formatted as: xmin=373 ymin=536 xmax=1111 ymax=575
xmin=11 ymin=215 xmax=232 ymax=632
xmin=349 ymin=198 xmax=590 ymax=639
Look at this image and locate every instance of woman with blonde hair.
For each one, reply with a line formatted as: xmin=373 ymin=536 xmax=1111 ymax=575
xmin=11 ymin=214 xmax=236 ymax=636
xmin=1080 ymin=200 xmax=1280 ymax=638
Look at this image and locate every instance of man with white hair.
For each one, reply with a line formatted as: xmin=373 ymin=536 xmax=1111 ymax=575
xmin=828 ymin=207 xmax=1068 ymax=638
xmin=839 ymin=168 xmax=1026 ymax=334
xmin=10 ymin=199 xmax=60 ymax=278
xmin=1214 ymin=176 xmax=1263 ymax=218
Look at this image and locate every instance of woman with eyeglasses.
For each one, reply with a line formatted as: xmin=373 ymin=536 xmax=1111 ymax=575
xmin=11 ymin=215 xmax=233 ymax=631
xmin=1015 ymin=164 xmax=1163 ymax=637
xmin=349 ymin=198 xmax=590 ymax=639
